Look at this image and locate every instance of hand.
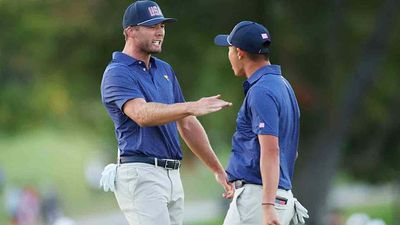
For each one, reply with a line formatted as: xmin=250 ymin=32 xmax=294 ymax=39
xmin=190 ymin=95 xmax=232 ymax=116
xmin=214 ymin=170 xmax=234 ymax=199
xmin=262 ymin=205 xmax=281 ymax=225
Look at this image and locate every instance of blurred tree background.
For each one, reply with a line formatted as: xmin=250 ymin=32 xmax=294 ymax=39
xmin=0 ymin=0 xmax=399 ymax=224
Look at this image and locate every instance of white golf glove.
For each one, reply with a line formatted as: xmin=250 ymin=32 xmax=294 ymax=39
xmin=292 ymin=198 xmax=309 ymax=224
xmin=99 ymin=163 xmax=117 ymax=192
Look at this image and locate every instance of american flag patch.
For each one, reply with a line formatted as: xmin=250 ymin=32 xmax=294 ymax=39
xmin=261 ymin=33 xmax=269 ymax=39
xmin=275 ymin=197 xmax=288 ymax=205
xmin=259 ymin=122 xmax=265 ymax=128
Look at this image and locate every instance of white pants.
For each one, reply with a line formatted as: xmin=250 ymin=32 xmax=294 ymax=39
xmin=114 ymin=163 xmax=184 ymax=225
xmin=223 ymin=184 xmax=295 ymax=225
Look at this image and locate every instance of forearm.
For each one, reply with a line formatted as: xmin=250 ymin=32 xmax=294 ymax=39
xmin=134 ymin=102 xmax=192 ymax=126
xmin=124 ymin=99 xmax=193 ymax=127
xmin=178 ymin=116 xmax=225 ymax=173
xmin=259 ymin=135 xmax=280 ymax=204
xmin=260 ymin=151 xmax=280 ymax=204
xmin=123 ymin=95 xmax=232 ymax=127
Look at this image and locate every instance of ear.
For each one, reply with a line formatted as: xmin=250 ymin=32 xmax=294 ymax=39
xmin=236 ymin=48 xmax=246 ymax=60
xmin=125 ymin=26 xmax=137 ymax=38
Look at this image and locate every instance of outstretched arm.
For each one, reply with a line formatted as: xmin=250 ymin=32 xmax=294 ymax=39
xmin=177 ymin=115 xmax=234 ymax=198
xmin=123 ymin=94 xmax=232 ymax=127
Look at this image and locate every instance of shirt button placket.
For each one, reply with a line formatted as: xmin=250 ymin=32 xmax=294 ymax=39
xmin=138 ymin=61 xmax=146 ymax=71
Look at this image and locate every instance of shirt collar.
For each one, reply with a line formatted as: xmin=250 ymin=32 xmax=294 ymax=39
xmin=247 ymin=64 xmax=281 ymax=85
xmin=243 ymin=64 xmax=281 ymax=94
xmin=112 ymin=51 xmax=157 ymax=68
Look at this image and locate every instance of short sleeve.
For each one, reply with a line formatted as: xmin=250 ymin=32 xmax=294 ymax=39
xmin=172 ymin=74 xmax=185 ymax=103
xmin=248 ymin=87 xmax=279 ymax=136
xmin=101 ymin=65 xmax=144 ymax=110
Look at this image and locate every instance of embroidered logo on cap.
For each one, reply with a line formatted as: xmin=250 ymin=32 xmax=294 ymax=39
xmin=148 ymin=6 xmax=162 ymax=17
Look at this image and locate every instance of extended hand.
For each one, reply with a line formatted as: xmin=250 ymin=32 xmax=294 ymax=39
xmin=263 ymin=205 xmax=281 ymax=225
xmin=190 ymin=95 xmax=232 ymax=116
xmin=214 ymin=170 xmax=234 ymax=199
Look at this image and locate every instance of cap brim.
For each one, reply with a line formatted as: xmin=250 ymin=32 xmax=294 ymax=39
xmin=214 ymin=35 xmax=230 ymax=46
xmin=138 ymin=17 xmax=177 ymax=26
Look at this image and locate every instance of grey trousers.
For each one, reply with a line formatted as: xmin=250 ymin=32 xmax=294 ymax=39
xmin=114 ymin=163 xmax=184 ymax=225
xmin=223 ymin=184 xmax=295 ymax=225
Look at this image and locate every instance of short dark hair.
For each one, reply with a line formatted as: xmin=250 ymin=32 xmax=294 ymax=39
xmin=232 ymin=47 xmax=269 ymax=61
xmin=247 ymin=52 xmax=269 ymax=61
xmin=123 ymin=26 xmax=139 ymax=41
xmin=232 ymin=47 xmax=270 ymax=61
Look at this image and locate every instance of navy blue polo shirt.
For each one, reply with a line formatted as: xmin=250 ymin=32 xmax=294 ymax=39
xmin=226 ymin=65 xmax=300 ymax=190
xmin=101 ymin=52 xmax=185 ymax=159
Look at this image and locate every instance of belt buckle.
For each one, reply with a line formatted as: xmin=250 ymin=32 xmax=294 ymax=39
xmin=164 ymin=159 xmax=180 ymax=170
xmin=234 ymin=180 xmax=245 ymax=189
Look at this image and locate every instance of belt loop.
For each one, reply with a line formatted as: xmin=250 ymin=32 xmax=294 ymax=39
xmin=154 ymin=158 xmax=158 ymax=167
xmin=117 ymin=148 xmax=121 ymax=166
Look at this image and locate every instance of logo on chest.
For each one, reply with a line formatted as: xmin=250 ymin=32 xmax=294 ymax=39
xmin=163 ymin=75 xmax=170 ymax=81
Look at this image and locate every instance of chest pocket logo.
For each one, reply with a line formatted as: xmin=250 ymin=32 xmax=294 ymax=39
xmin=163 ymin=75 xmax=170 ymax=81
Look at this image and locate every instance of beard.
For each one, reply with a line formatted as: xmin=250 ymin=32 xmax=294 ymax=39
xmin=138 ymin=41 xmax=162 ymax=54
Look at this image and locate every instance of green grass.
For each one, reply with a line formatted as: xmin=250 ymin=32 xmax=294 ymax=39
xmin=343 ymin=203 xmax=396 ymax=225
xmin=180 ymin=150 xmax=230 ymax=202
xmin=0 ymin=128 xmax=117 ymax=223
xmin=1 ymin=129 xmax=396 ymax=225
xmin=0 ymin=128 xmax=229 ymax=224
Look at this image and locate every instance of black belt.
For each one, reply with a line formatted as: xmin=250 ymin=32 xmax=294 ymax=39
xmin=119 ymin=156 xmax=181 ymax=170
xmin=233 ymin=180 xmax=290 ymax=191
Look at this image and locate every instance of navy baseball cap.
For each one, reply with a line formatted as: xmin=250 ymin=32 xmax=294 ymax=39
xmin=122 ymin=1 xmax=177 ymax=28
xmin=214 ymin=21 xmax=271 ymax=54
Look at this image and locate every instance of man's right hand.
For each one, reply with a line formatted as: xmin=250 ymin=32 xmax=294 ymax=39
xmin=189 ymin=95 xmax=232 ymax=116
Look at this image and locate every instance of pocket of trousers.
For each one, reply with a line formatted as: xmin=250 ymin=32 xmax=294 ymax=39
xmin=274 ymin=195 xmax=289 ymax=210
xmin=127 ymin=168 xmax=140 ymax=197
xmin=116 ymin=165 xmax=140 ymax=199
xmin=231 ymin=187 xmax=245 ymax=220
